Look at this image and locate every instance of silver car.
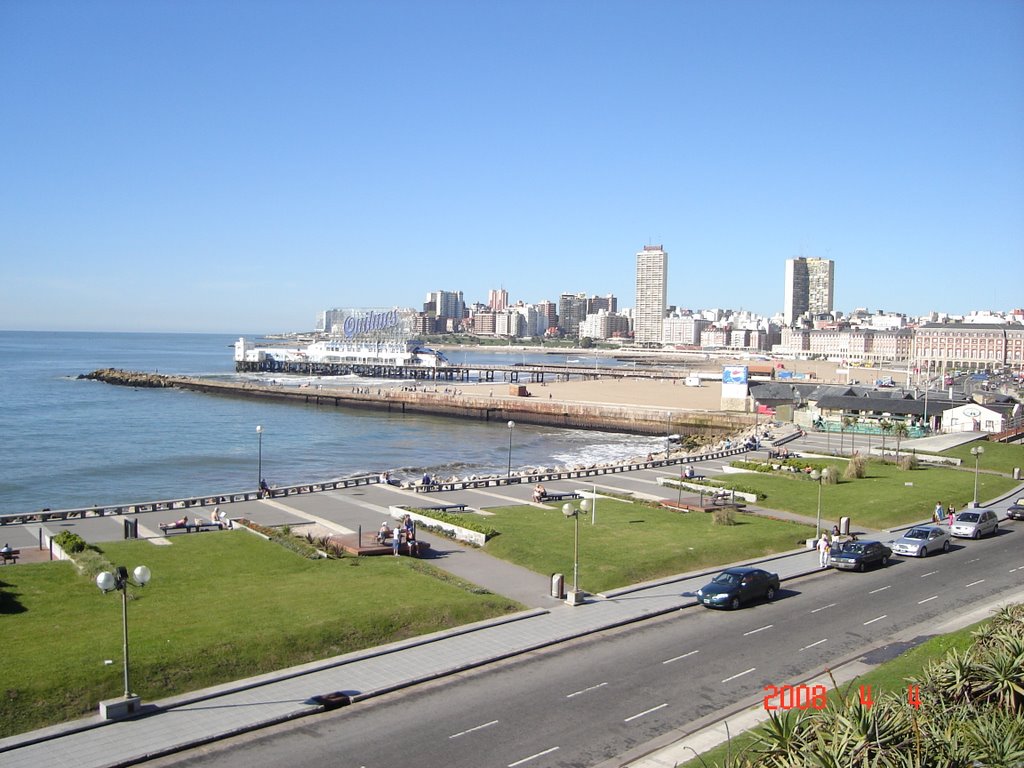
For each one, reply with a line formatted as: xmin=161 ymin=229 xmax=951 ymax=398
xmin=891 ymin=525 xmax=951 ymax=558
xmin=950 ymin=509 xmax=999 ymax=539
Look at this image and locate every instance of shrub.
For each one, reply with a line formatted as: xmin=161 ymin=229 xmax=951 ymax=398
xmin=411 ymin=509 xmax=498 ymax=538
xmin=53 ymin=531 xmax=86 ymax=554
xmin=712 ymin=508 xmax=736 ymax=526
xmin=898 ymin=454 xmax=919 ymax=471
xmin=844 ymin=454 xmax=868 ymax=480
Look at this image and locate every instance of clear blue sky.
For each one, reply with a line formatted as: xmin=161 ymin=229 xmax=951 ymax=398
xmin=2 ymin=1 xmax=1022 ymax=333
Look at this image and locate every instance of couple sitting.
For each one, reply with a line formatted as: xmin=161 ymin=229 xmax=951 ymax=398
xmin=532 ymin=484 xmax=547 ymax=503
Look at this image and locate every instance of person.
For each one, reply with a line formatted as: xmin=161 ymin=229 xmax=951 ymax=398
xmin=421 ymin=472 xmax=431 ymax=487
xmin=174 ymin=515 xmax=188 ymax=528
xmin=831 ymin=524 xmax=841 ymax=543
xmin=391 ymin=527 xmax=402 ymax=556
xmin=933 ymin=501 xmax=943 ymax=524
xmin=402 ymin=514 xmax=415 ymax=541
xmin=817 ymin=533 xmax=831 ymax=568
xmin=211 ymin=506 xmax=223 ymax=526
xmin=377 ymin=521 xmax=392 ymax=545
xmin=1 ymin=543 xmax=11 ymax=558
xmin=379 ymin=470 xmax=391 ymax=485
xmin=684 ymin=465 xmax=695 ymax=479
xmin=260 ymin=478 xmax=270 ymax=498
xmin=948 ymin=504 xmax=956 ymax=528
xmin=533 ymin=483 xmax=546 ymax=502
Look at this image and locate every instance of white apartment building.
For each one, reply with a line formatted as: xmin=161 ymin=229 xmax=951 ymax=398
xmin=635 ymin=245 xmax=668 ymax=345
xmin=784 ymin=257 xmax=834 ymax=326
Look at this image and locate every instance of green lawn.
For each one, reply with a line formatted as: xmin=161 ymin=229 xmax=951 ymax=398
xmin=481 ymin=499 xmax=814 ymax=593
xmin=710 ymin=458 xmax=1020 ymax=530
xmin=933 ymin=440 xmax=1024 ymax=477
xmin=0 ymin=532 xmax=520 ymax=738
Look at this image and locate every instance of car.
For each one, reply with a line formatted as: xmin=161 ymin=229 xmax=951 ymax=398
xmin=950 ymin=508 xmax=999 ymax=539
xmin=696 ymin=566 xmax=780 ymax=610
xmin=890 ymin=525 xmax=951 ymax=558
xmin=828 ymin=540 xmax=892 ymax=571
xmin=1006 ymin=499 xmax=1024 ymax=521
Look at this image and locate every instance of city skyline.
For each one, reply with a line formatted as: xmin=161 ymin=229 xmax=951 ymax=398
xmin=2 ymin=2 xmax=1022 ymax=334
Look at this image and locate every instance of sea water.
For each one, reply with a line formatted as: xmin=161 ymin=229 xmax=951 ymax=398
xmin=0 ymin=331 xmax=668 ymax=514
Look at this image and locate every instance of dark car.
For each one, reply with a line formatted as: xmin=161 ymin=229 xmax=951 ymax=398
xmin=696 ymin=567 xmax=780 ymax=610
xmin=1006 ymin=499 xmax=1024 ymax=521
xmin=828 ymin=540 xmax=892 ymax=572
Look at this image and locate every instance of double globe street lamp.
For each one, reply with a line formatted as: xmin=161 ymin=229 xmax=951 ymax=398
xmin=95 ymin=565 xmax=152 ymax=719
xmin=562 ymin=498 xmax=591 ymax=606
xmin=809 ymin=467 xmax=831 ymax=539
xmin=971 ymin=445 xmax=985 ymax=507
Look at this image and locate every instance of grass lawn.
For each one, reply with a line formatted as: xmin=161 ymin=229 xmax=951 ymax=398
xmin=0 ymin=531 xmax=521 ymax=738
xmin=679 ymin=619 xmax=985 ymax=767
xmin=481 ymin=499 xmax=814 ymax=593
xmin=933 ymin=440 xmax=1024 ymax=478
xmin=710 ymin=458 xmax=1020 ymax=530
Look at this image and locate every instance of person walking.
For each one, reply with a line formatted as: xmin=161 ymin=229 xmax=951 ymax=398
xmin=817 ymin=533 xmax=831 ymax=568
xmin=947 ymin=504 xmax=956 ymax=528
xmin=933 ymin=501 xmax=943 ymax=524
xmin=392 ymin=527 xmax=402 ymax=556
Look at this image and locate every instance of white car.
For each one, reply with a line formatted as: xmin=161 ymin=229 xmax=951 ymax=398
xmin=891 ymin=525 xmax=951 ymax=558
xmin=950 ymin=509 xmax=999 ymax=539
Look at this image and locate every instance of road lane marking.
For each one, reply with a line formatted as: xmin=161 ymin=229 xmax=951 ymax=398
xmin=450 ymin=720 xmax=499 ymax=739
xmin=722 ymin=667 xmax=756 ymax=683
xmin=810 ymin=603 xmax=836 ymax=613
xmin=509 ymin=747 xmax=559 ymax=767
xmin=868 ymin=586 xmax=891 ymax=594
xmin=918 ymin=595 xmax=938 ymax=604
xmin=566 ymin=682 xmax=608 ymax=698
xmin=863 ymin=615 xmax=887 ymax=626
xmin=624 ymin=703 xmax=668 ymax=722
xmin=799 ymin=638 xmax=828 ymax=651
xmin=965 ymin=579 xmax=985 ymax=587
xmin=920 ymin=571 xmax=938 ymax=578
xmin=966 ymin=558 xmax=980 ymax=563
xmin=662 ymin=650 xmax=699 ymax=665
xmin=743 ymin=624 xmax=774 ymax=636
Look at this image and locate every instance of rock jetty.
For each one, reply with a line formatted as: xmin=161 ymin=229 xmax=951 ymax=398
xmin=79 ymin=369 xmax=175 ymax=388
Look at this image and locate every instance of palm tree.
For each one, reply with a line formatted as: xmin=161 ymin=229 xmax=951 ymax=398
xmin=893 ymin=421 xmax=909 ymax=462
xmin=880 ymin=419 xmax=893 ymax=459
xmin=841 ymin=415 xmax=854 ymax=455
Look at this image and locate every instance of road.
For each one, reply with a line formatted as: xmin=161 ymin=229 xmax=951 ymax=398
xmin=143 ymin=518 xmax=1023 ymax=768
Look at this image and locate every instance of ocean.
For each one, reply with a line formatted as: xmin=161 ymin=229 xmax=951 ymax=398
xmin=0 ymin=331 xmax=668 ymax=514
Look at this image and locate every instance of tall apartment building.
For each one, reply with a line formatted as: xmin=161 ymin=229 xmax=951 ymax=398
xmin=488 ymin=288 xmax=508 ymax=312
xmin=424 ymin=290 xmax=465 ymax=325
xmin=558 ymin=292 xmax=589 ymax=336
xmin=535 ymin=300 xmax=559 ymax=335
xmin=635 ymin=244 xmax=668 ymax=345
xmin=784 ymin=257 xmax=834 ymax=326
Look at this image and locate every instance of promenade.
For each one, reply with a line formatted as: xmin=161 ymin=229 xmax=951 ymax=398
xmin=2 ymin=429 xmax=1021 ymax=768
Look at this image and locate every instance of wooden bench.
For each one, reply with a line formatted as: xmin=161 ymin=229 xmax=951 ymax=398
xmin=159 ymin=521 xmax=225 ymax=535
xmin=1 ymin=548 xmax=20 ymax=565
xmin=540 ymin=492 xmax=581 ymax=503
xmin=420 ymin=504 xmax=467 ymax=513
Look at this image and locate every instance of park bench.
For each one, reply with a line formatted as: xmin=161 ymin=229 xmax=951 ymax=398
xmin=540 ymin=492 xmax=581 ymax=503
xmin=159 ymin=521 xmax=225 ymax=535
xmin=421 ymin=503 xmax=467 ymax=513
xmin=1 ymin=548 xmax=20 ymax=565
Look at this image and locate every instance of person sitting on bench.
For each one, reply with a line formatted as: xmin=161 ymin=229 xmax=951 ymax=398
xmin=174 ymin=515 xmax=188 ymax=528
xmin=533 ymin=483 xmax=546 ymax=502
xmin=377 ymin=522 xmax=392 ymax=545
xmin=683 ymin=466 xmax=695 ymax=479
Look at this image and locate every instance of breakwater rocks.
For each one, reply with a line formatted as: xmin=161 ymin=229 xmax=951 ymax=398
xmin=80 ymin=369 xmax=176 ymax=388
xmin=83 ymin=370 xmax=753 ymax=437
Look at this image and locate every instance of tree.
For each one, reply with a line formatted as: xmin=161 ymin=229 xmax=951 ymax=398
xmin=893 ymin=421 xmax=909 ymax=462
xmin=879 ymin=419 xmax=893 ymax=459
xmin=579 ymin=336 xmax=594 ymax=349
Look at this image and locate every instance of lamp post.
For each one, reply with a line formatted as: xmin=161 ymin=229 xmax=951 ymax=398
xmin=971 ymin=445 xmax=985 ymax=506
xmin=506 ymin=420 xmax=515 ymax=477
xmin=561 ymin=498 xmax=591 ymax=605
xmin=256 ymin=425 xmax=263 ymax=490
xmin=809 ymin=468 xmax=830 ymax=539
xmin=96 ymin=565 xmax=151 ymax=718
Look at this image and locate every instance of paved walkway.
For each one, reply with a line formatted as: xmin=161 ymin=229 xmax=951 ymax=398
xmin=2 ymin=431 xmax=1021 ymax=768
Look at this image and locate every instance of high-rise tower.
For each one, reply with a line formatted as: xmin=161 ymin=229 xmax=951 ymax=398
xmin=784 ymin=257 xmax=834 ymax=325
xmin=635 ymin=245 xmax=668 ymax=345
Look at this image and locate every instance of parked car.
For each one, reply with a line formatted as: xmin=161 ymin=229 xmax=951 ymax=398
xmin=696 ymin=567 xmax=780 ymax=610
xmin=891 ymin=525 xmax=951 ymax=558
xmin=950 ymin=509 xmax=1000 ymax=539
xmin=1005 ymin=499 xmax=1024 ymax=521
xmin=828 ymin=540 xmax=892 ymax=572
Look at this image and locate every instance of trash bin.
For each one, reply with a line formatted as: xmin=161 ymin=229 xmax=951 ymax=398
xmin=551 ymin=573 xmax=565 ymax=599
xmin=1014 ymin=467 xmax=1020 ymax=480
xmin=839 ymin=516 xmax=851 ymax=536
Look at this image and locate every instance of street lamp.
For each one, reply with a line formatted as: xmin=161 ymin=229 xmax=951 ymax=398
xmin=256 ymin=425 xmax=263 ymax=490
xmin=809 ymin=468 xmax=831 ymax=539
xmin=96 ymin=565 xmax=151 ymax=718
xmin=971 ymin=445 xmax=985 ymax=506
xmin=506 ymin=420 xmax=515 ymax=477
xmin=562 ymin=498 xmax=591 ymax=605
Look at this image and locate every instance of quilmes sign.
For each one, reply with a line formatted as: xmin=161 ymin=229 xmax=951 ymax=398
xmin=342 ymin=309 xmax=404 ymax=339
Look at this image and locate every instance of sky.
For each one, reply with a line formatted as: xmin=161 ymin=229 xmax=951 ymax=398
xmin=2 ymin=1 xmax=1022 ymax=334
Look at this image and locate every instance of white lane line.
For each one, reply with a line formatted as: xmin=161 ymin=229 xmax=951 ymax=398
xmin=967 ymin=558 xmax=980 ymax=563
xmin=566 ymin=682 xmax=608 ymax=699
xmin=863 ymin=615 xmax=888 ymax=626
xmin=918 ymin=595 xmax=939 ymax=604
xmin=920 ymin=570 xmax=938 ymax=578
xmin=868 ymin=586 xmax=891 ymax=594
xmin=722 ymin=667 xmax=756 ymax=683
xmin=810 ymin=603 xmax=837 ymax=613
xmin=965 ymin=579 xmax=985 ymax=588
xmin=624 ymin=703 xmax=668 ymax=723
xmin=743 ymin=624 xmax=774 ymax=636
xmin=799 ymin=638 xmax=828 ymax=651
xmin=662 ymin=650 xmax=699 ymax=665
xmin=450 ymin=720 xmax=499 ymax=739
xmin=509 ymin=746 xmax=559 ymax=767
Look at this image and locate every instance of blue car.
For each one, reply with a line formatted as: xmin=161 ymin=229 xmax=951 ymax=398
xmin=696 ymin=567 xmax=780 ymax=610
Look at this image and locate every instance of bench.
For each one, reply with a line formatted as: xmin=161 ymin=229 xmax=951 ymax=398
xmin=420 ymin=504 xmax=467 ymax=513
xmin=1 ymin=548 xmax=20 ymax=565
xmin=539 ymin=492 xmax=581 ymax=503
xmin=159 ymin=521 xmax=225 ymax=535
